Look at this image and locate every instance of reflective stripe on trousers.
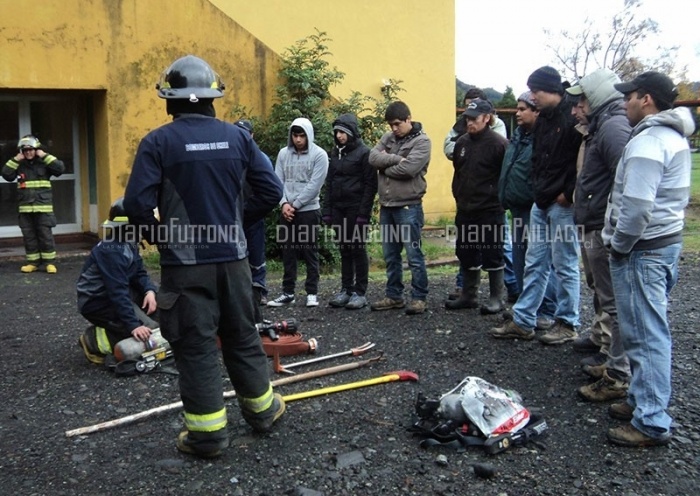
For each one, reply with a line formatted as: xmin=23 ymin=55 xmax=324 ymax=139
xmin=184 ymin=407 xmax=227 ymax=433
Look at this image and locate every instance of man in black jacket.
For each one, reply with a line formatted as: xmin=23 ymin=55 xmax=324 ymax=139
xmin=491 ymin=66 xmax=582 ymax=344
xmin=322 ymin=113 xmax=377 ymax=309
xmin=446 ymin=99 xmax=508 ymax=314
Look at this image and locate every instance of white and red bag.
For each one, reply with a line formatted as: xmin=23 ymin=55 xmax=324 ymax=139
xmin=437 ymin=376 xmax=530 ymax=437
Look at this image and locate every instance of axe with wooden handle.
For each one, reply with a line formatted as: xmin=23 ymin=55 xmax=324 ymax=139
xmin=65 ymin=354 xmax=384 ymax=437
xmin=282 ymin=370 xmax=418 ymax=402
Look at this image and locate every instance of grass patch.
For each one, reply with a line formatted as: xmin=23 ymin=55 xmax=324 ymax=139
xmin=426 ymin=215 xmax=454 ymax=227
xmin=140 ymin=243 xmax=161 ymax=271
xmin=690 ymin=153 xmax=700 ymax=205
xmin=684 ymin=153 xmax=700 ymax=253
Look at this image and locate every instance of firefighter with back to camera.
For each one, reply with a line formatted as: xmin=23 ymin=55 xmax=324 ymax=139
xmin=123 ymin=55 xmax=285 ymax=458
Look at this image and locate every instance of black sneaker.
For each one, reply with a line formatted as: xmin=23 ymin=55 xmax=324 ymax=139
xmin=329 ymin=291 xmax=351 ymax=308
xmin=267 ymin=293 xmax=295 ymax=307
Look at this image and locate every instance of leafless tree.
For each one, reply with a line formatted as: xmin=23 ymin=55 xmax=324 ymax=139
xmin=544 ymin=0 xmax=681 ymax=82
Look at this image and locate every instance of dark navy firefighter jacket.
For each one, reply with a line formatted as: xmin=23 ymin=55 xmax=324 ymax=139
xmin=76 ymin=240 xmax=158 ymax=332
xmin=123 ymin=114 xmax=283 ymax=266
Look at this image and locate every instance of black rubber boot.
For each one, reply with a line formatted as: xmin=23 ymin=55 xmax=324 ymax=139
xmin=445 ymin=269 xmax=480 ymax=309
xmin=481 ymin=269 xmax=505 ymax=315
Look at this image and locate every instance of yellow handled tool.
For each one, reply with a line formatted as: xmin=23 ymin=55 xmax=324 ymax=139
xmin=282 ymin=370 xmax=419 ymax=402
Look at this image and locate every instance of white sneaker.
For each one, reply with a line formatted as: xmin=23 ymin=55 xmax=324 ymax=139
xmin=306 ymin=294 xmax=319 ymax=307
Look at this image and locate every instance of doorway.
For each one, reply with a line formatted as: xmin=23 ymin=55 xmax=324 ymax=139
xmin=0 ymin=95 xmax=81 ymax=238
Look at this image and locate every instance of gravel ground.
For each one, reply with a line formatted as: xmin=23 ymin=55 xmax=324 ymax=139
xmin=1 ymin=253 xmax=699 ymax=496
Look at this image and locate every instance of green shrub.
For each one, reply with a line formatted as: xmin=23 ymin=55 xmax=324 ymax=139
xmin=229 ymin=30 xmax=404 ymax=270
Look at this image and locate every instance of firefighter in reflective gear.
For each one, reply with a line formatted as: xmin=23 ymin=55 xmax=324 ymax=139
xmin=76 ymin=197 xmax=160 ymax=365
xmin=2 ymin=135 xmax=65 ymax=273
xmin=124 ymin=55 xmax=286 ymax=458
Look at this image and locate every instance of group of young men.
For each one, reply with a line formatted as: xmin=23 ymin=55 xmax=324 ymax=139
xmin=450 ymin=65 xmax=694 ymax=448
xmin=5 ymin=53 xmax=692 ymax=456
xmin=266 ymin=102 xmax=431 ymax=315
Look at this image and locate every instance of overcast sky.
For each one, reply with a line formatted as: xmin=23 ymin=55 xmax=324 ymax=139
xmin=455 ymin=0 xmax=700 ymax=94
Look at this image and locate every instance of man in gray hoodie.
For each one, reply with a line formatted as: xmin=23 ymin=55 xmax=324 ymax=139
xmin=604 ymin=72 xmax=694 ymax=447
xmin=268 ymin=118 xmax=329 ymax=308
xmin=565 ymin=69 xmax=632 ymax=403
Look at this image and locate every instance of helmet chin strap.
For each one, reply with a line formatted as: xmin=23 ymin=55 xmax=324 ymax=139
xmin=189 ymin=93 xmax=199 ymax=103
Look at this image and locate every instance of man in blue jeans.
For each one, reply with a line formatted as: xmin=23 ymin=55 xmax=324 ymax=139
xmin=604 ymin=72 xmax=694 ymax=447
xmin=498 ymin=91 xmax=558 ymax=328
xmin=490 ymin=66 xmax=582 ymax=344
xmin=369 ymin=101 xmax=431 ymax=315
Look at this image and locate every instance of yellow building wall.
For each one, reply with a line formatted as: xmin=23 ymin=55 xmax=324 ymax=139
xmin=210 ymin=0 xmax=457 ymax=220
xmin=0 ymin=0 xmax=282 ymax=228
xmin=0 ymin=0 xmax=456 ymax=226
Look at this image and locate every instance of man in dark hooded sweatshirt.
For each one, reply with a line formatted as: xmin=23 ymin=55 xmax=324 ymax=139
xmin=322 ymin=113 xmax=377 ymax=309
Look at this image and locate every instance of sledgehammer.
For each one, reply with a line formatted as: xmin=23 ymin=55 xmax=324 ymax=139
xmin=282 ymin=370 xmax=418 ymax=402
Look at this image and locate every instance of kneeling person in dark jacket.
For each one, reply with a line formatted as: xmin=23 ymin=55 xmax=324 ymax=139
xmin=76 ymin=197 xmax=160 ymax=365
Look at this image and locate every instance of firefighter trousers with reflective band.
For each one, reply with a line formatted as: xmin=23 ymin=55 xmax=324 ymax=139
xmin=82 ymin=298 xmax=160 ymax=354
xmin=19 ymin=212 xmax=56 ymax=263
xmin=158 ymin=259 xmax=273 ymax=444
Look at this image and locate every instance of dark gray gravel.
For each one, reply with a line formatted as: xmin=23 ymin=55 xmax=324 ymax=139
xmin=1 ymin=253 xmax=699 ymax=496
